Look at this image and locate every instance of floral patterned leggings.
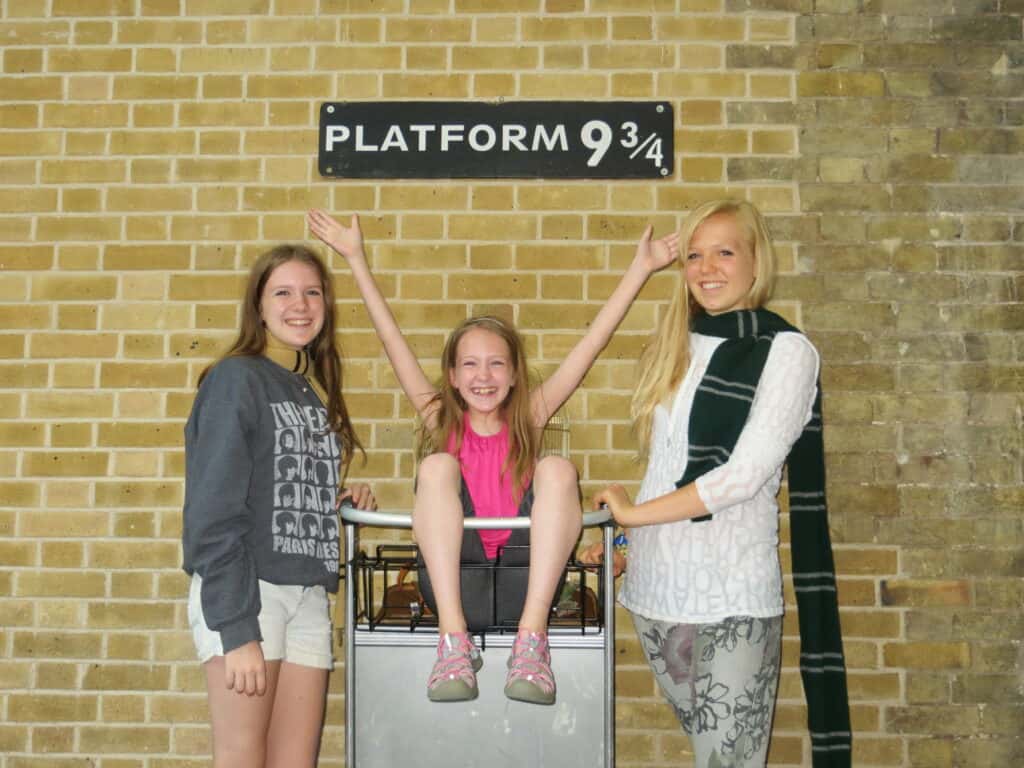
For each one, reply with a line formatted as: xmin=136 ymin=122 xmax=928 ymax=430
xmin=631 ymin=613 xmax=783 ymax=768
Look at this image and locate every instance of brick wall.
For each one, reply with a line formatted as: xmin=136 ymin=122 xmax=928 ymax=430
xmin=0 ymin=1 xmax=1019 ymax=766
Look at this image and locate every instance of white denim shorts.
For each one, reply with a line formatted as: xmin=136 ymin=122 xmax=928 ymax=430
xmin=188 ymin=573 xmax=334 ymax=670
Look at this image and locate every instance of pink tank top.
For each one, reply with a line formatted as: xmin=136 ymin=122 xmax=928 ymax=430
xmin=448 ymin=416 xmax=520 ymax=559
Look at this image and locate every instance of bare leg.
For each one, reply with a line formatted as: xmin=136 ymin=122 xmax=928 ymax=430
xmin=519 ymin=456 xmax=582 ymax=633
xmin=205 ymin=656 xmax=282 ymax=768
xmin=265 ymin=661 xmax=329 ymax=768
xmin=413 ymin=452 xmax=468 ymax=635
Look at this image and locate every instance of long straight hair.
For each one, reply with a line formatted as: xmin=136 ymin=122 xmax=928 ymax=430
xmin=419 ymin=315 xmax=538 ymax=496
xmin=200 ymin=244 xmax=363 ymax=475
xmin=632 ymin=199 xmax=777 ymax=454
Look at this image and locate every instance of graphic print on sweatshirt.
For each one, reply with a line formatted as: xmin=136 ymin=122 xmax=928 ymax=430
xmin=269 ymin=398 xmax=340 ymax=573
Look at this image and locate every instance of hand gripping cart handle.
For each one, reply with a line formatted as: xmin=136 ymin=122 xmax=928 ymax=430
xmin=340 ymin=507 xmax=617 ymax=768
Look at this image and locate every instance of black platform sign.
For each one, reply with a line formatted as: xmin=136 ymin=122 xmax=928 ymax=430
xmin=318 ymin=101 xmax=673 ymax=179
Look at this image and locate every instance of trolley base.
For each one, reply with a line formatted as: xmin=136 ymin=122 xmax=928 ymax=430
xmin=350 ymin=629 xmax=608 ymax=767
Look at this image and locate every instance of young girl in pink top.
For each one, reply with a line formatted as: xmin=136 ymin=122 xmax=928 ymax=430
xmin=308 ymin=208 xmax=678 ymax=706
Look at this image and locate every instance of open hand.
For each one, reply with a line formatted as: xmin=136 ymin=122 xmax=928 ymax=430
xmin=635 ymin=224 xmax=681 ymax=275
xmin=307 ymin=209 xmax=365 ymax=264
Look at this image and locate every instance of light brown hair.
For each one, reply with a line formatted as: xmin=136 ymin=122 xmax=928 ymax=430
xmin=420 ymin=315 xmax=538 ymax=497
xmin=200 ymin=244 xmax=363 ymax=475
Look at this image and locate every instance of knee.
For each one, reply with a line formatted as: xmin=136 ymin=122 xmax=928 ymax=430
xmin=533 ymin=455 xmax=579 ymax=492
xmin=416 ymin=452 xmax=460 ymax=490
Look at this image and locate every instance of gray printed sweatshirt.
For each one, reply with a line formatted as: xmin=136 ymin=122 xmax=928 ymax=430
xmin=181 ymin=352 xmax=341 ymax=653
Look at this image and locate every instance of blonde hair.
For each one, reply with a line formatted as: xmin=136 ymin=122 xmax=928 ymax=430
xmin=631 ymin=199 xmax=777 ymax=453
xmin=419 ymin=315 xmax=538 ymax=497
xmin=200 ymin=244 xmax=363 ymax=476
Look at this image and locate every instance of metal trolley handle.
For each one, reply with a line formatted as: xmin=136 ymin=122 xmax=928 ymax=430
xmin=340 ymin=505 xmax=617 ymax=768
xmin=340 ymin=506 xmax=612 ymax=529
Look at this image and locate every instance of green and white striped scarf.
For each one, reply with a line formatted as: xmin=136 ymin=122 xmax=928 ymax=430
xmin=677 ymin=308 xmax=851 ymax=767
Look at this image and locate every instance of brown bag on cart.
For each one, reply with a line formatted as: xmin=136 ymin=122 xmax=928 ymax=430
xmin=375 ymin=567 xmax=431 ymax=623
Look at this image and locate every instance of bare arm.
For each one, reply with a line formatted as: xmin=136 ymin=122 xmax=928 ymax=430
xmin=530 ymin=225 xmax=680 ymax=427
xmin=307 ymin=209 xmax=439 ymax=423
xmin=592 ymin=482 xmax=708 ymax=528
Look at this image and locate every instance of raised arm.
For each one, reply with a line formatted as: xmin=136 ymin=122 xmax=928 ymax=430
xmin=307 ymin=209 xmax=439 ymax=422
xmin=530 ymin=225 xmax=680 ymax=427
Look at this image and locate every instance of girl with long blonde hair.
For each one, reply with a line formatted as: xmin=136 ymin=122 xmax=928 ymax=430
xmin=592 ymin=200 xmax=850 ymax=767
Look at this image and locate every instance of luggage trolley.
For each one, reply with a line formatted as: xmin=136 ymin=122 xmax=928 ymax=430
xmin=340 ymin=507 xmax=617 ymax=768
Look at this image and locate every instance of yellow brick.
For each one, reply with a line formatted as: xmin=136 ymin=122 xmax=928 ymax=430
xmin=40 ymin=541 xmax=84 ymax=567
xmin=55 ymin=303 xmax=97 ymax=331
xmin=750 ymin=16 xmax=793 ymax=43
xmin=659 ymin=15 xmax=744 ymax=40
xmin=0 ymin=74 xmax=62 ymax=101
xmin=0 ymin=245 xmax=54 ymax=269
xmin=48 ymin=48 xmax=132 ymax=72
xmin=52 ymin=362 xmax=98 ymax=388
xmin=62 ymin=187 xmax=102 ymax=213
xmin=17 ymin=570 xmax=106 ymax=597
xmin=170 ymin=215 xmax=260 ymax=241
xmin=519 ymin=184 xmax=606 ymax=211
xmin=124 ymin=333 xmax=165 ymax=359
xmin=0 ymin=363 xmax=49 ymax=387
xmin=31 ymin=275 xmax=116 ymax=302
xmin=79 ymin=725 xmax=169 ymax=754
xmin=29 ymin=332 xmax=118 ymax=358
xmin=0 ymin=187 xmax=58 ymax=212
xmin=106 ymin=186 xmax=191 ymax=212
xmin=110 ymin=129 xmax=195 ymax=156
xmin=661 ymin=72 xmax=745 ymax=97
xmin=0 ymin=306 xmax=50 ymax=330
xmin=520 ymin=73 xmax=608 ymax=98
xmin=112 ymin=511 xmax=157 ymax=539
xmin=381 ymin=72 xmax=472 ymax=99
xmin=679 ymin=128 xmax=748 ymax=153
xmin=749 ymin=73 xmax=792 ymax=98
xmin=121 ymin=275 xmax=167 ymax=302
xmin=91 ymin=541 xmax=179 ymax=569
xmin=0 ymin=131 xmax=60 ymax=157
xmin=8 ymin=693 xmax=98 ymax=722
xmin=107 ymin=632 xmax=152 ymax=660
xmin=449 ymin=273 xmax=537 ymax=300
xmin=137 ymin=47 xmax=177 ymax=72
xmin=36 ymin=216 xmax=123 ymax=242
xmin=0 ymin=104 xmax=39 ymax=129
xmin=112 ymin=74 xmax=199 ymax=100
xmin=112 ymin=452 xmax=162 ymax=478
xmin=41 ymin=159 xmax=126 ymax=183
xmin=89 ymin=602 xmax=176 ymax=629
xmin=100 ymin=362 xmax=189 ymax=389
xmin=118 ymin=19 xmax=202 ymax=44
xmin=127 ymin=159 xmax=171 ymax=186
xmin=0 ymin=336 xmax=28 ymax=361
xmin=753 ymin=128 xmax=795 ymax=154
xmin=466 ymin=247 xmax=512 ymax=272
xmin=23 ymin=451 xmax=109 ymax=477
xmin=44 ymin=481 xmax=91 ymax=508
xmin=99 ymin=693 xmax=149 ymax=722
xmin=50 ymin=420 xmax=94 ymax=447
xmin=58 ymin=245 xmax=101 ymax=270
xmin=541 ymin=215 xmax=584 ymax=239
xmin=0 ymin=422 xmax=44 ymax=447
xmin=517 ymin=244 xmax=604 ymax=271
xmin=449 ymin=214 xmax=537 ymax=241
xmin=67 ymin=75 xmax=110 ymax=100
xmin=609 ymin=71 xmax=653 ymax=97
xmin=180 ymin=46 xmax=266 ymax=73
xmin=133 ymin=103 xmax=175 ymax=128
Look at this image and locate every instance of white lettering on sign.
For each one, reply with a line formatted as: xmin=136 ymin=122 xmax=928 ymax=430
xmin=325 ymin=123 xmax=573 ymax=155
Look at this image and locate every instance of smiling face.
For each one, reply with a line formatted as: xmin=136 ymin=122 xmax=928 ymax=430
xmin=448 ymin=327 xmax=516 ymax=427
xmin=684 ymin=212 xmax=757 ymax=316
xmin=259 ymin=259 xmax=325 ymax=350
